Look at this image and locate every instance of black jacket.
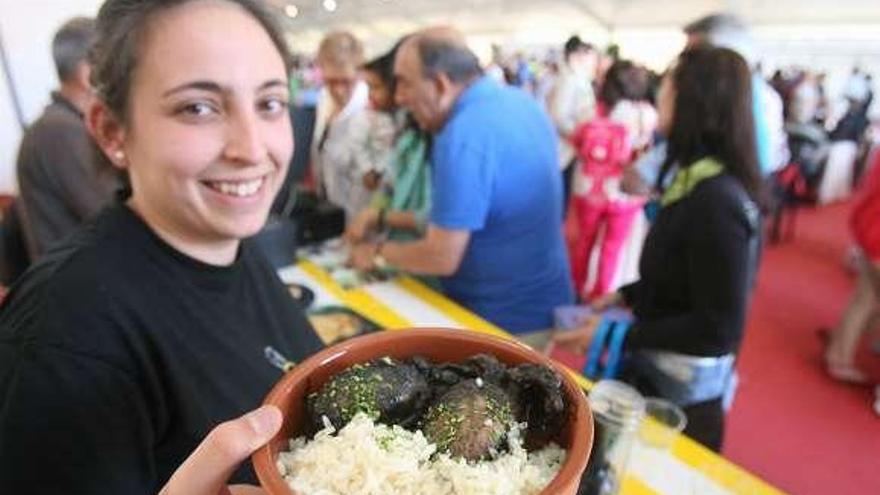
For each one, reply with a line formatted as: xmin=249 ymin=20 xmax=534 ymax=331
xmin=621 ymin=173 xmax=760 ymax=357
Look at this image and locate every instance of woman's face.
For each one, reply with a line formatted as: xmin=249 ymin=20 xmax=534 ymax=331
xmin=657 ymin=72 xmax=676 ymax=136
xmin=364 ymin=70 xmax=392 ymax=112
xmin=120 ymin=0 xmax=292 ymax=263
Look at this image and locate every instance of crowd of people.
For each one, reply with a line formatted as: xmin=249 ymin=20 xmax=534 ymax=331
xmin=0 ymin=0 xmax=877 ymax=493
xmin=767 ymin=66 xmax=875 ymax=206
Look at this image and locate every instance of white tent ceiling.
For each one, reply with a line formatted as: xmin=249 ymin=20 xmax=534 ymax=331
xmin=268 ymin=0 xmax=880 ymax=30
xmin=264 ymin=0 xmax=880 ymax=72
xmin=263 ymin=0 xmax=880 ymax=121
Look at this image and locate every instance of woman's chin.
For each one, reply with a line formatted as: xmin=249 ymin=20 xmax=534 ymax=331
xmin=208 ymin=212 xmax=272 ymax=242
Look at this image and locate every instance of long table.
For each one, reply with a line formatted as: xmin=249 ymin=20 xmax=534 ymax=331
xmin=279 ymin=261 xmax=786 ymax=495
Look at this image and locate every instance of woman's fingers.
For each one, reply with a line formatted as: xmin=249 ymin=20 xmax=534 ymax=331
xmin=158 ymin=406 xmax=282 ymax=495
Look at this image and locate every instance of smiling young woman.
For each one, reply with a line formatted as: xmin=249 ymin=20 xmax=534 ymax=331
xmin=0 ymin=1 xmax=324 ymax=493
xmin=90 ymin=0 xmax=294 ymax=265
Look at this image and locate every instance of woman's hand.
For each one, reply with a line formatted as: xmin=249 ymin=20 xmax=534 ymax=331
xmin=344 ymin=208 xmax=379 ymax=243
xmin=349 ymin=242 xmax=378 ymax=272
xmin=590 ymin=291 xmax=624 ymax=311
xmin=621 ymin=165 xmax=651 ymax=196
xmin=548 ymin=315 xmax=603 ymax=356
xmin=158 ymin=406 xmax=282 ymax=495
xmin=362 ymin=171 xmax=382 ymax=191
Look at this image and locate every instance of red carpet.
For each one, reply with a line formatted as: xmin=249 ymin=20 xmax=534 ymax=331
xmin=725 ymin=202 xmax=880 ymax=494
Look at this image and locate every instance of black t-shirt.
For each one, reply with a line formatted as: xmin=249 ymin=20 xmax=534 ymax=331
xmin=0 ymin=204 xmax=324 ymax=494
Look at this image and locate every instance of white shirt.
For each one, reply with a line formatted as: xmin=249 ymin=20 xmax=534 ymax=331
xmin=760 ymin=80 xmax=789 ymax=173
xmin=312 ymin=82 xmax=392 ymax=222
xmin=547 ymin=65 xmax=596 ymax=169
xmin=608 ymin=100 xmax=658 ymax=153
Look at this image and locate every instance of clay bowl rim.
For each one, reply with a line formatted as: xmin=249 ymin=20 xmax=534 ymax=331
xmin=252 ymin=328 xmax=593 ymax=495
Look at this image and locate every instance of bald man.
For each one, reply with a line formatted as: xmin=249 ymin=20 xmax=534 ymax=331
xmin=351 ymin=28 xmax=574 ymax=333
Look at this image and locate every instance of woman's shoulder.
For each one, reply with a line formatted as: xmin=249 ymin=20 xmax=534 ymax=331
xmin=3 ymin=206 xmax=144 ymax=321
xmin=691 ymin=173 xmax=760 ymax=229
xmin=23 ymin=211 xmax=118 ymax=286
xmin=693 ymin=173 xmax=750 ymax=202
xmin=0 ymin=219 xmax=130 ymax=364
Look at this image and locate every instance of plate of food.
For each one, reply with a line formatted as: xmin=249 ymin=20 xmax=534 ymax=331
xmin=252 ymin=328 xmax=593 ymax=495
xmin=306 ymin=306 xmax=381 ymax=345
xmin=298 ymin=239 xmax=394 ymax=290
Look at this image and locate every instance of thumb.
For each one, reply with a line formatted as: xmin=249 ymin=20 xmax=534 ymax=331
xmin=159 ymin=405 xmax=283 ymax=495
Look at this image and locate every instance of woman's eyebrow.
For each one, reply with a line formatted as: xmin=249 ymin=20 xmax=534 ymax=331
xmin=162 ymin=79 xmax=288 ymax=98
xmin=258 ymin=79 xmax=288 ymax=91
xmin=162 ymin=80 xmax=223 ymax=97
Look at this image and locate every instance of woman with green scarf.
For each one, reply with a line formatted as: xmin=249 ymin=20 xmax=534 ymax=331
xmin=345 ymin=42 xmax=432 ymax=244
xmin=552 ymin=46 xmax=764 ymax=452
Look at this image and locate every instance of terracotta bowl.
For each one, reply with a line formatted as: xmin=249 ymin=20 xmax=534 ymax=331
xmin=252 ymin=328 xmax=594 ymax=495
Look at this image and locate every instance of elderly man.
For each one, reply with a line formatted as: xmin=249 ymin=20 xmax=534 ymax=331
xmin=351 ymin=28 xmax=573 ymax=334
xmin=16 ymin=17 xmax=120 ymax=260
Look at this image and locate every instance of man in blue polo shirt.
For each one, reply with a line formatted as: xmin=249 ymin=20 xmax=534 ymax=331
xmin=350 ymin=27 xmax=573 ymax=333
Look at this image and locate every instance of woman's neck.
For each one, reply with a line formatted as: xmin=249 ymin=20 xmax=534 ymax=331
xmin=126 ymin=198 xmax=239 ymax=266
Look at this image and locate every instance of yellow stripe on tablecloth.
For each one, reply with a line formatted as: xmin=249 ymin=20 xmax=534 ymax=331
xmin=671 ymin=437 xmax=788 ymax=495
xmin=297 ymin=261 xmax=412 ymax=330
xmin=345 ymin=288 xmax=413 ymax=329
xmin=622 ymin=476 xmax=661 ymax=495
xmin=395 ymin=276 xmax=510 ymax=338
xmin=296 ymin=261 xmax=349 ymax=300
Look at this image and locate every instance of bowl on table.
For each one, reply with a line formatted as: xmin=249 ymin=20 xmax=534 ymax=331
xmin=252 ymin=328 xmax=594 ymax=495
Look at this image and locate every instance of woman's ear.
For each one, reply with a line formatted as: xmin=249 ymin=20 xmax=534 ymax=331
xmin=86 ymin=100 xmax=128 ymax=170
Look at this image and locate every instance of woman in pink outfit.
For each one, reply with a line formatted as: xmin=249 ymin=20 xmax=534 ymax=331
xmin=566 ymin=60 xmax=657 ymax=301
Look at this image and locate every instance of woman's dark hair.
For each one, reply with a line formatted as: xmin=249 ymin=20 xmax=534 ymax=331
xmin=361 ymin=37 xmax=406 ymax=102
xmin=643 ymin=69 xmax=663 ymax=105
xmin=598 ymin=59 xmax=649 ymax=109
xmin=362 ymin=52 xmax=394 ymax=88
xmin=659 ymin=46 xmax=764 ymax=205
xmin=90 ymin=0 xmax=291 ymax=122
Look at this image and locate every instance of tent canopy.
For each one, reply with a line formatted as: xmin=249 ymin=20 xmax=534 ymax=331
xmin=270 ymin=0 xmax=880 ymax=30
xmin=266 ymin=0 xmax=880 ymax=73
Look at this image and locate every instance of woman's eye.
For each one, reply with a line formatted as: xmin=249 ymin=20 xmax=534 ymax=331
xmin=179 ymin=102 xmax=217 ymax=117
xmin=260 ymin=97 xmax=288 ymax=115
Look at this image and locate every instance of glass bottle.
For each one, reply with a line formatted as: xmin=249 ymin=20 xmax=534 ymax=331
xmin=578 ymin=380 xmax=646 ymax=495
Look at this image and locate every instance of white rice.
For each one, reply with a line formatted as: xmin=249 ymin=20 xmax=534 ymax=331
xmin=277 ymin=413 xmax=566 ymax=495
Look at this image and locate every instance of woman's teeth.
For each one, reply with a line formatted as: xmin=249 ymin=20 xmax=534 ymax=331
xmin=206 ymin=177 xmax=264 ymax=197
